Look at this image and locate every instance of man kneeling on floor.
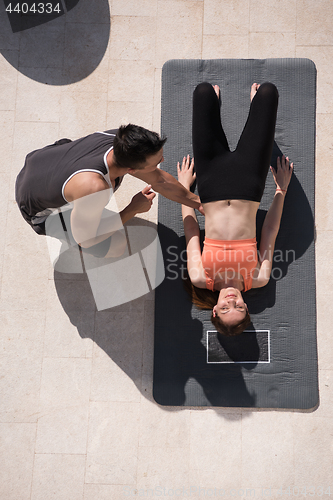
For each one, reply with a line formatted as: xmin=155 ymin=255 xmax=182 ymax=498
xmin=15 ymin=124 xmax=202 ymax=258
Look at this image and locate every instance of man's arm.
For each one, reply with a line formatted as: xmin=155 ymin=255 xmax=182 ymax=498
xmin=70 ymin=176 xmax=155 ymax=248
xmin=131 ymin=166 xmax=202 ymax=211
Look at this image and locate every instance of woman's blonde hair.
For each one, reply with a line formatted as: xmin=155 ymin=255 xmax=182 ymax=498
xmin=183 ymin=276 xmax=251 ymax=336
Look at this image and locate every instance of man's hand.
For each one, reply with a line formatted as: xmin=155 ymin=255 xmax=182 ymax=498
xmin=130 ymin=164 xmax=202 ymax=211
xmin=129 ymin=185 xmax=156 ymax=214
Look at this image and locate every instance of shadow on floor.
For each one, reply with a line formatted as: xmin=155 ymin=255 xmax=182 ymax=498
xmin=1 ymin=0 xmax=110 ymax=85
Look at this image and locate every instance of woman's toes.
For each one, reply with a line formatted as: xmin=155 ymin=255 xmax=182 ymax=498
xmin=250 ymin=83 xmax=260 ymax=101
xmin=213 ymin=85 xmax=220 ymax=98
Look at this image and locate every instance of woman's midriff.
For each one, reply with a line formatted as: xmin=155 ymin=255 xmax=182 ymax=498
xmin=203 ymin=199 xmax=260 ymax=240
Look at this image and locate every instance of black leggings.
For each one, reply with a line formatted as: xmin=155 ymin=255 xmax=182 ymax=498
xmin=192 ymin=82 xmax=279 ymax=203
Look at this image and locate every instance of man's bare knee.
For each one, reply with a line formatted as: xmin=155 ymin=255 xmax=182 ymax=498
xmin=104 ymin=230 xmax=127 ymax=258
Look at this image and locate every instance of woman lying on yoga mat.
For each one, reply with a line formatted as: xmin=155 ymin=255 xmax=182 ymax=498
xmin=177 ymin=82 xmax=293 ymax=336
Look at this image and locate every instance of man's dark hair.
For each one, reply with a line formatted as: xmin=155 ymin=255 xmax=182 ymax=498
xmin=113 ymin=124 xmax=167 ymax=169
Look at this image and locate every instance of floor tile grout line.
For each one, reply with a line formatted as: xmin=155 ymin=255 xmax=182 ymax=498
xmin=29 ymin=420 xmax=39 ymax=500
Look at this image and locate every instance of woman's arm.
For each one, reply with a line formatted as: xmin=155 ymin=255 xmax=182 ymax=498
xmin=177 ymin=155 xmax=206 ymax=287
xmin=253 ymin=155 xmax=293 ymax=287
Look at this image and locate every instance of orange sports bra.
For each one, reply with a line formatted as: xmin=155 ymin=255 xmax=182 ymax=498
xmin=201 ymin=237 xmax=258 ymax=292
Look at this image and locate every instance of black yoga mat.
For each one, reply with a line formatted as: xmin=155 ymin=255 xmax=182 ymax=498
xmin=153 ymin=58 xmax=318 ymax=409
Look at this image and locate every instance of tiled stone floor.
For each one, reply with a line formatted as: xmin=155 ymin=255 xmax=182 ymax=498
xmin=0 ymin=0 xmax=333 ymax=499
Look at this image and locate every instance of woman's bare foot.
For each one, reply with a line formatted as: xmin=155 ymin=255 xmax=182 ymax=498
xmin=213 ymin=84 xmax=220 ymax=98
xmin=250 ymin=83 xmax=260 ymax=101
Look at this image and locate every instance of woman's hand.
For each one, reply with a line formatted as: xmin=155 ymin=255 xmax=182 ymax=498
xmin=129 ymin=185 xmax=156 ymax=214
xmin=270 ymin=155 xmax=293 ymax=192
xmin=177 ymin=155 xmax=196 ymax=189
